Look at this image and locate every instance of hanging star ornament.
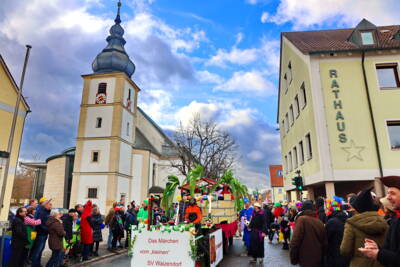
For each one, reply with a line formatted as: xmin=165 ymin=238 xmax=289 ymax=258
xmin=341 ymin=140 xmax=365 ymax=161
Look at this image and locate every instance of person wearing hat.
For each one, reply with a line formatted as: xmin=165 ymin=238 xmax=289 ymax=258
xmin=239 ymin=199 xmax=254 ymax=250
xmin=248 ymin=202 xmax=268 ymax=264
xmin=379 ymin=196 xmax=396 ymax=223
xmin=340 ymin=188 xmax=388 ymax=267
xmin=184 ymin=198 xmax=202 ymax=224
xmin=137 ymin=199 xmax=149 ymax=224
xmin=31 ymin=198 xmax=52 ymax=267
xmin=325 ymin=196 xmax=349 ymax=267
xmin=290 ymin=200 xmax=327 ymax=267
xmin=359 ymin=176 xmax=400 ymax=267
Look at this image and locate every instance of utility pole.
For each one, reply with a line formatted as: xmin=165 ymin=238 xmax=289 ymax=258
xmin=0 ymin=45 xmax=32 ymax=217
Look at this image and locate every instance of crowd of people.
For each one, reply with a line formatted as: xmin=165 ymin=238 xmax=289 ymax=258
xmin=7 ymin=197 xmax=164 ymax=267
xmin=7 ymin=193 xmax=206 ymax=267
xmin=239 ymin=175 xmax=400 ymax=267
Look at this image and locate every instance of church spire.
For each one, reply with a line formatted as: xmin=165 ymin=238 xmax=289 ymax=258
xmin=91 ymin=0 xmax=135 ymax=78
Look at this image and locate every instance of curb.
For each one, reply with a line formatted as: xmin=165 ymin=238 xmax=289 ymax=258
xmin=72 ymin=249 xmax=128 ymax=266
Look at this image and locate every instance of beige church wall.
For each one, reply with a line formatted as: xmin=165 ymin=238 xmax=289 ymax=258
xmin=84 ymin=106 xmax=113 ymax=137
xmin=118 ymin=142 xmax=132 ymax=175
xmin=77 ymin=174 xmax=108 ymax=213
xmin=131 ymin=153 xmax=143 ymax=203
xmin=117 ymin=176 xmax=130 ymax=202
xmin=132 ymin=149 xmax=150 ymax=203
xmin=43 ymin=157 xmax=67 ymax=208
xmin=80 ymin=140 xmax=111 ymax=172
xmin=87 ymin=77 xmax=116 ymax=105
xmin=120 ymin=108 xmax=134 ymax=143
xmin=123 ymin=80 xmax=136 ymax=113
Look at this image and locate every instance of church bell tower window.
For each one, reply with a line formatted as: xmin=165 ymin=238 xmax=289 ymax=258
xmin=96 ymin=83 xmax=107 ymax=104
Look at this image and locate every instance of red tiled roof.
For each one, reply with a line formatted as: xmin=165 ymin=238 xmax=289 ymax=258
xmin=283 ymin=25 xmax=400 ymax=54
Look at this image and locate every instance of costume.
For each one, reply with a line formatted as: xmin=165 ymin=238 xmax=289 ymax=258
xmin=239 ymin=206 xmax=254 ymax=249
xmin=248 ymin=209 xmax=268 ymax=259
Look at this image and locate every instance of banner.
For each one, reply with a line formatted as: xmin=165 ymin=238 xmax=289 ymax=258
xmin=209 ymin=229 xmax=223 ymax=267
xmin=131 ymin=230 xmax=195 ymax=267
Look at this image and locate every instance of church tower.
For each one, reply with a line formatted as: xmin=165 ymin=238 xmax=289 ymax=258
xmin=70 ymin=1 xmax=140 ymax=212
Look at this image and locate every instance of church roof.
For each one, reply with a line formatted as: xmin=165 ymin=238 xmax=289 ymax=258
xmin=91 ymin=1 xmax=135 ymax=77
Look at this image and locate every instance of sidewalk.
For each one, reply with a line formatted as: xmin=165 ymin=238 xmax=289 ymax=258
xmin=40 ymin=240 xmax=128 ymax=266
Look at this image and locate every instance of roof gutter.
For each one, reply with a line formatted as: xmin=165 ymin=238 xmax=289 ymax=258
xmin=309 ymin=46 xmax=400 ymax=55
xmin=360 ymin=51 xmax=385 ymax=194
xmin=276 ymin=34 xmax=283 ymax=124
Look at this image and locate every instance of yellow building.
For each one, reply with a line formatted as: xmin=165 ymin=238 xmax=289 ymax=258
xmin=278 ymin=19 xmax=400 ymax=200
xmin=0 ymin=55 xmax=30 ymax=220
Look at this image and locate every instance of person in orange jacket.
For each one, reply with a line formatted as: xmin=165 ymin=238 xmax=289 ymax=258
xmin=185 ymin=198 xmax=202 ymax=224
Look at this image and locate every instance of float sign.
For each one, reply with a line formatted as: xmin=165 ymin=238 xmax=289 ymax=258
xmin=131 ymin=230 xmax=195 ymax=267
xmin=209 ymin=229 xmax=223 ymax=267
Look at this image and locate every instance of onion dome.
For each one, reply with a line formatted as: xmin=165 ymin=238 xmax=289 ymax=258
xmin=92 ymin=1 xmax=135 ymax=77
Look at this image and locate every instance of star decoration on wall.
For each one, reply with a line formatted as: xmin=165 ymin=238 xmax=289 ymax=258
xmin=341 ymin=140 xmax=365 ymax=161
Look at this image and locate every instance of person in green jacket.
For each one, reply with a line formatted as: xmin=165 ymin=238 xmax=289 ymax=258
xmin=137 ymin=199 xmax=149 ymax=224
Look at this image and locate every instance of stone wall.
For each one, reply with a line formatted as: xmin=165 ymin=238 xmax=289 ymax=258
xmin=44 ymin=157 xmax=67 ymax=208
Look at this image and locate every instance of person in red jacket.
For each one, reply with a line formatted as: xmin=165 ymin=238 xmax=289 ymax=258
xmin=80 ymin=201 xmax=93 ymax=261
xmin=185 ymin=198 xmax=202 ymax=224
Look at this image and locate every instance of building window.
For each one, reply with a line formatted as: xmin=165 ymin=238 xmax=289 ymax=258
xmin=284 ymin=155 xmax=288 ymax=174
xmin=305 ymin=133 xmax=312 ymax=160
xmin=294 ymin=95 xmax=300 ymax=118
xmin=387 ymin=121 xmax=400 ymax=150
xmin=299 ymin=140 xmax=304 ymax=165
xmin=293 ymin=146 xmax=298 ymax=169
xmin=285 ymin=113 xmax=289 ymax=133
xmin=300 ymin=83 xmax=307 ymax=109
xmin=120 ymin=193 xmax=126 ymax=202
xmin=281 ymin=120 xmax=285 ymax=136
xmin=152 ymin=163 xmax=156 ymax=186
xmin=128 ymin=89 xmax=131 ymax=100
xmin=278 ymin=188 xmax=283 ymax=194
xmin=97 ymin=83 xmax=107 ymax=94
xmin=284 ymin=73 xmax=288 ymax=94
xmin=92 ymin=151 xmax=99 ymax=162
xmin=288 ymin=151 xmax=293 ymax=171
xmin=288 ymin=61 xmax=293 ymax=85
xmin=96 ymin=117 xmax=102 ymax=128
xmin=127 ymin=122 xmax=130 ymax=136
xmin=376 ymin=64 xmax=400 ymax=89
xmin=361 ymin=31 xmax=374 ymax=45
xmin=289 ymin=105 xmax=294 ymax=126
xmin=88 ymin=188 xmax=98 ymax=198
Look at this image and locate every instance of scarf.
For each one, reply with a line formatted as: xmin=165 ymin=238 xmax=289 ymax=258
xmin=395 ymin=209 xmax=400 ymax=218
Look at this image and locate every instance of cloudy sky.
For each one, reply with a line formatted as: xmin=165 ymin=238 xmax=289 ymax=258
xmin=1 ymin=0 xmax=399 ymax=189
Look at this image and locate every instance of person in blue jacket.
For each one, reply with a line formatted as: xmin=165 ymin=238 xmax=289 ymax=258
xmin=124 ymin=207 xmax=138 ymax=248
xmin=31 ymin=199 xmax=52 ymax=267
xmin=239 ymin=199 xmax=254 ymax=250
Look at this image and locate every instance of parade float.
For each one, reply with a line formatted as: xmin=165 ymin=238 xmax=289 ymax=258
xmin=129 ymin=166 xmax=248 ymax=267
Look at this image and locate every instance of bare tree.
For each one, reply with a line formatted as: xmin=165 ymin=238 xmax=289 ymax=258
xmin=171 ymin=114 xmax=238 ymax=179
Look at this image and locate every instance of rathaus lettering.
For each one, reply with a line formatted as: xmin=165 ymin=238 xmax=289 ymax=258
xmin=329 ymin=69 xmax=347 ymax=143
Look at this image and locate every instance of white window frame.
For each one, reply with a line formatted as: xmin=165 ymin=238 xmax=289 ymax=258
xmin=289 ymin=105 xmax=294 ymax=126
xmin=299 ymin=140 xmax=305 ymax=165
xmin=284 ymin=155 xmax=288 ymax=174
xmin=288 ymin=61 xmax=293 ymax=85
xmin=294 ymin=95 xmax=300 ymax=118
xmin=288 ymin=151 xmax=293 ymax=171
xmin=285 ymin=113 xmax=289 ymax=133
xmin=300 ymin=82 xmax=307 ymax=109
xmin=284 ymin=73 xmax=288 ymax=94
xmin=305 ymin=133 xmax=312 ymax=160
xmin=386 ymin=120 xmax=400 ymax=151
xmin=293 ymin=146 xmax=298 ymax=169
xmin=375 ymin=62 xmax=400 ymax=90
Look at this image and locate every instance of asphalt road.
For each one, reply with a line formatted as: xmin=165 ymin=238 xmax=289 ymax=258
xmin=91 ymin=238 xmax=296 ymax=267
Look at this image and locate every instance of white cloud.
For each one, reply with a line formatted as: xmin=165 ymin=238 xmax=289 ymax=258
xmin=260 ymin=12 xmax=269 ymax=23
xmin=207 ymin=47 xmax=258 ymax=67
xmin=175 ymin=101 xmax=222 ymax=127
xmin=269 ymin=0 xmax=400 ymax=29
xmin=196 ymin=70 xmax=224 ymax=84
xmin=214 ymin=71 xmax=276 ymax=95
xmin=235 ymin=32 xmax=244 ymax=45
xmin=248 ymin=150 xmax=264 ymax=161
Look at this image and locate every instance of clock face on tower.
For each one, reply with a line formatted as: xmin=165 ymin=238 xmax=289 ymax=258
xmin=96 ymin=93 xmax=107 ymax=104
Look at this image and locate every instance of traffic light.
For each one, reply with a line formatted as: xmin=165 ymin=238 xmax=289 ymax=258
xmin=292 ymin=175 xmax=303 ymax=191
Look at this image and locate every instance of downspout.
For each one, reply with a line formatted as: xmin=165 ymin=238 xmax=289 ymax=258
xmin=361 ymin=51 xmax=385 ymax=194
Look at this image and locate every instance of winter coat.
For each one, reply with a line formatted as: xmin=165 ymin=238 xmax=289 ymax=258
xmin=11 ymin=216 xmax=29 ymax=249
xmin=80 ymin=201 xmax=94 ymax=244
xmin=111 ymin=213 xmax=124 ymax=236
xmin=290 ymin=210 xmax=327 ymax=267
xmin=377 ymin=217 xmax=400 ymax=267
xmin=35 ymin=205 xmax=51 ymax=236
xmin=47 ymin=216 xmax=66 ymax=250
xmin=91 ymin=213 xmax=104 ymax=242
xmin=326 ymin=211 xmax=349 ymax=267
xmin=61 ymin=214 xmax=73 ymax=241
xmin=248 ymin=210 xmax=268 ymax=258
xmin=340 ymin=211 xmax=388 ymax=267
xmin=263 ymin=208 xmax=274 ymax=228
xmin=125 ymin=210 xmax=138 ymax=230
